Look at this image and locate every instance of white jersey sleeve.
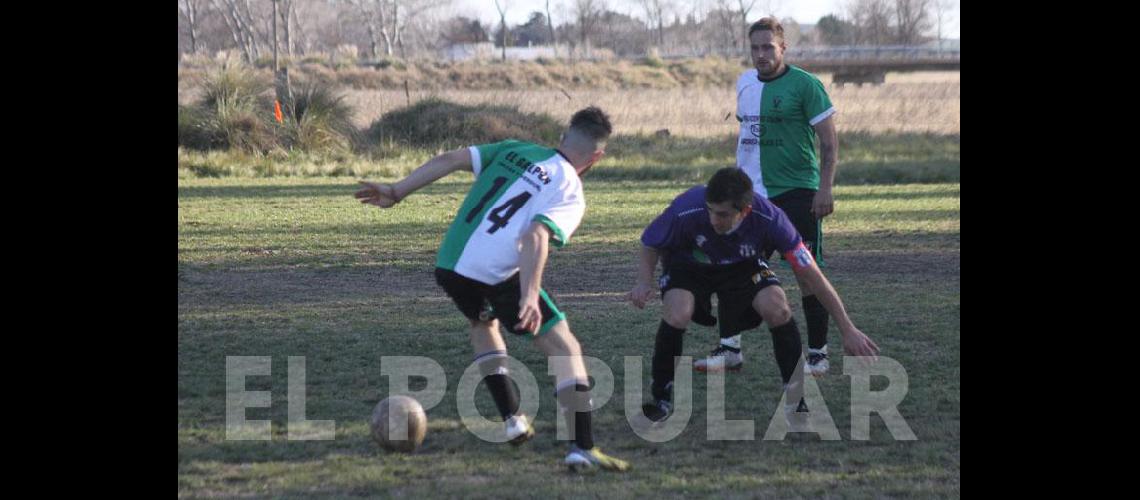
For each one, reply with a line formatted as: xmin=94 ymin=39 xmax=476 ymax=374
xmin=532 ymin=174 xmax=585 ymax=248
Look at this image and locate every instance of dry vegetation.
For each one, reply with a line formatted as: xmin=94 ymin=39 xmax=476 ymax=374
xmin=179 ymin=59 xmax=958 ymax=136
xmin=339 ymin=75 xmax=959 ymax=137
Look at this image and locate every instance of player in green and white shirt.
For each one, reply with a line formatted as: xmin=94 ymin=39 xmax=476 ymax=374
xmin=735 ymin=59 xmax=835 ymax=201
xmin=437 ymin=139 xmax=587 ymax=290
xmin=695 ymin=18 xmax=841 ymax=377
xmin=355 ymin=107 xmax=629 ymax=473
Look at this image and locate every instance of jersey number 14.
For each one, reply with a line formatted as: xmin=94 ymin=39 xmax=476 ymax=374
xmin=464 ymin=176 xmax=534 ymax=234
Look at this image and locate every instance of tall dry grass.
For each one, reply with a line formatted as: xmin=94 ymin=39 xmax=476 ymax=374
xmin=340 ymin=73 xmax=960 ymax=137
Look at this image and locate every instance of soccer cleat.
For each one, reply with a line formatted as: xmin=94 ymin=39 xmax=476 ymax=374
xmin=806 ymin=347 xmax=829 ymax=377
xmin=641 ymin=397 xmax=673 ymax=423
xmin=564 ymin=445 xmax=631 ymax=472
xmin=505 ymin=414 xmax=535 ymax=446
xmin=693 ymin=344 xmax=744 ymax=372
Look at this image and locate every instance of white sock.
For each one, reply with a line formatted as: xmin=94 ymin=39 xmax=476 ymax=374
xmin=720 ymin=334 xmax=741 ymax=349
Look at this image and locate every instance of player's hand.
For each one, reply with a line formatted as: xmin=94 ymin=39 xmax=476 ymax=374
xmin=355 ymin=181 xmax=400 ymax=208
xmin=811 ymin=188 xmax=834 ymax=219
xmin=515 ymin=296 xmax=542 ymax=334
xmin=627 ymin=282 xmax=656 ymax=309
xmin=841 ymin=326 xmax=880 ymax=362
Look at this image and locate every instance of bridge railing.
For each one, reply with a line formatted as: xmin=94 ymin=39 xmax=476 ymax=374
xmin=788 ymin=45 xmax=960 ymax=62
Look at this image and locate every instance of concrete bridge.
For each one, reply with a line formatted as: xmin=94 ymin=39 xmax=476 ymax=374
xmin=788 ymin=46 xmax=960 ymax=85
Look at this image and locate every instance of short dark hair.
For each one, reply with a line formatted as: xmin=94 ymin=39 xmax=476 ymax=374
xmin=748 ymin=17 xmax=784 ymax=42
xmin=568 ymin=106 xmax=612 ymax=142
xmin=705 ymin=168 xmax=754 ymax=211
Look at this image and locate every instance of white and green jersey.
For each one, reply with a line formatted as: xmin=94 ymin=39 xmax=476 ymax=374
xmin=736 ymin=65 xmax=835 ymax=198
xmin=436 ymin=140 xmax=586 ymax=286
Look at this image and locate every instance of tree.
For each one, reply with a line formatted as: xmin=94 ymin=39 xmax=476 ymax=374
xmin=401 ymin=1 xmax=440 ymax=58
xmin=211 ymin=0 xmax=267 ymax=62
xmin=441 ymin=16 xmax=489 ymax=45
xmin=736 ymin=0 xmax=757 ymax=53
xmin=932 ymin=0 xmax=953 ymax=49
xmin=816 ymin=13 xmax=855 ymax=45
xmin=780 ymin=17 xmax=800 ymax=46
xmin=277 ymin=0 xmax=294 ymax=58
xmin=894 ymin=0 xmax=931 ymax=44
xmin=347 ymin=0 xmax=388 ymax=58
xmin=289 ymin=0 xmax=309 ymax=54
xmin=846 ymin=0 xmax=893 ymax=45
xmin=546 ymin=0 xmax=558 ymax=55
xmin=513 ymin=12 xmax=554 ymax=46
xmin=706 ymin=0 xmax=739 ymax=56
xmin=571 ymin=0 xmax=604 ymax=57
xmin=594 ymin=9 xmax=651 ymax=56
xmin=637 ymin=0 xmax=670 ymax=47
xmin=178 ymin=0 xmax=209 ymax=54
xmin=493 ymin=0 xmax=510 ymax=59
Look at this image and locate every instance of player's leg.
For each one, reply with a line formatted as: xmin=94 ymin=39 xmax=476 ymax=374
xmin=531 ymin=310 xmax=630 ymax=471
xmin=774 ymin=189 xmax=830 ymax=376
xmin=693 ymin=295 xmax=750 ymax=372
xmin=695 ymin=262 xmax=771 ymax=373
xmin=699 ymin=263 xmax=765 ymax=373
xmin=691 ymin=290 xmax=718 ymax=327
xmin=752 ymin=285 xmax=810 ymax=430
xmin=641 ymin=283 xmax=695 ymax=422
xmin=435 ymin=268 xmax=530 ymax=444
xmin=467 ymin=317 xmax=533 ymax=444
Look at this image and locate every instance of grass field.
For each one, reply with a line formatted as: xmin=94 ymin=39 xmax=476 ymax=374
xmin=178 ymin=131 xmax=959 ymax=184
xmin=178 ymin=176 xmax=960 ymax=497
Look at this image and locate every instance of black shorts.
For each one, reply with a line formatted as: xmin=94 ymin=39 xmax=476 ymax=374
xmin=434 ymin=268 xmax=566 ymax=336
xmin=659 ymin=259 xmax=781 ymax=335
xmin=767 ymin=188 xmax=825 ymax=267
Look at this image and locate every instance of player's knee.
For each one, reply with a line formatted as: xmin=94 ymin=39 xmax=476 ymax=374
xmin=663 ymin=306 xmax=692 ymax=329
xmin=755 ymin=291 xmax=791 ymax=326
xmin=535 ymin=323 xmax=582 ymax=358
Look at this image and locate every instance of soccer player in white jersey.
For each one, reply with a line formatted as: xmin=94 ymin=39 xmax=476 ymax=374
xmin=355 ymin=107 xmax=629 ymax=472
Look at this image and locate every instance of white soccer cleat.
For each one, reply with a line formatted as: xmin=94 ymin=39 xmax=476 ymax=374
xmin=564 ymin=445 xmax=631 ymax=472
xmin=505 ymin=414 xmax=535 ymax=446
xmin=806 ymin=346 xmax=829 ymax=378
xmin=693 ymin=345 xmax=744 ymax=372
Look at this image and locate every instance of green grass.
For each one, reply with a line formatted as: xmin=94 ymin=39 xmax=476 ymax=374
xmin=179 ymin=177 xmax=960 ymax=497
xmin=179 ymin=132 xmax=960 ymax=186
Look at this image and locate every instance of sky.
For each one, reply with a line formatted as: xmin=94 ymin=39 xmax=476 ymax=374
xmin=449 ymin=0 xmax=960 ymax=39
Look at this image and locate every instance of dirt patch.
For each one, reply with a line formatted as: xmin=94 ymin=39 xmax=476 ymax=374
xmin=179 ymin=249 xmax=959 ymax=311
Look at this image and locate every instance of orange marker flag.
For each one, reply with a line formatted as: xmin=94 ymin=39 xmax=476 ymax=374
xmin=274 ymin=100 xmax=284 ymax=123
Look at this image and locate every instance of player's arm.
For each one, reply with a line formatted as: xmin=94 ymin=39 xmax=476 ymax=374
xmin=786 ymin=243 xmax=879 ymax=359
xmin=630 ymin=200 xmax=680 ymax=308
xmin=629 ymin=245 xmax=660 ymax=309
xmin=812 ymin=115 xmax=838 ymax=218
xmin=516 ymin=221 xmax=553 ymax=334
xmin=355 ymin=148 xmax=473 ymax=208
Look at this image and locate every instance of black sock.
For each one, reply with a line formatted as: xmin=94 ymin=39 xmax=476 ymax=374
xmin=770 ymin=319 xmax=805 ymax=408
xmin=485 ymin=374 xmax=519 ymax=420
xmin=476 ymin=351 xmax=519 ymax=421
xmin=651 ymin=320 xmax=685 ymax=400
xmin=556 ymin=383 xmax=594 ymax=450
xmin=769 ymin=319 xmax=803 ymax=386
xmin=802 ymin=295 xmax=829 ymax=350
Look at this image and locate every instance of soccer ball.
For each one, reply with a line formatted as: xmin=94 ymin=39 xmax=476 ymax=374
xmin=370 ymin=395 xmax=427 ymax=453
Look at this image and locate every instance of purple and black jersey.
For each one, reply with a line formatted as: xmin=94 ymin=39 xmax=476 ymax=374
xmin=641 ymin=186 xmax=814 ymax=270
